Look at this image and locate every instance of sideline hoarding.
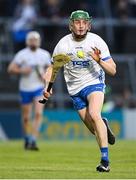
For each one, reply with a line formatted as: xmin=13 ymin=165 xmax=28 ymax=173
xmin=0 ymin=109 xmax=124 ymax=139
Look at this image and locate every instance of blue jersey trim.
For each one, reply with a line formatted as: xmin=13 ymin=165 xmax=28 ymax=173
xmin=102 ymin=56 xmax=111 ymax=61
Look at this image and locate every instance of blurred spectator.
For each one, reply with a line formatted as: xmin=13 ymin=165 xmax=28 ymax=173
xmin=129 ymin=0 xmax=136 ymax=17
xmin=0 ymin=0 xmax=18 ymax=17
xmin=60 ymin=0 xmax=82 ymax=18
xmin=113 ymin=95 xmax=124 ymax=109
xmin=60 ymin=0 xmax=100 ymax=18
xmin=40 ymin=0 xmax=100 ymax=19
xmin=6 ymin=0 xmax=18 ymax=17
xmin=122 ymin=87 xmax=136 ymax=108
xmin=40 ymin=0 xmax=62 ymax=21
xmin=102 ymin=85 xmax=115 ymax=113
xmin=110 ymin=0 xmax=130 ymax=18
xmin=77 ymin=0 xmax=100 ymax=18
xmin=115 ymin=0 xmax=129 ymax=19
xmin=114 ymin=0 xmax=129 ymax=53
xmin=39 ymin=0 xmax=66 ymax=52
xmin=113 ymin=87 xmax=136 ymax=109
xmin=0 ymin=0 xmax=8 ymax=17
xmin=12 ymin=0 xmax=38 ymax=52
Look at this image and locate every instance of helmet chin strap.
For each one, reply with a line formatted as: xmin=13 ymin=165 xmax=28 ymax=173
xmin=72 ymin=31 xmax=88 ymax=41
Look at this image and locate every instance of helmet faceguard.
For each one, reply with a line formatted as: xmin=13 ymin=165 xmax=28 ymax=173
xmin=69 ymin=10 xmax=92 ymax=40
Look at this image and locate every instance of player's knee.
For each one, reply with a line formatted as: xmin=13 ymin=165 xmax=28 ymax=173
xmin=89 ymin=111 xmax=101 ymax=123
xmin=23 ymin=116 xmax=29 ymax=124
xmin=35 ymin=112 xmax=42 ymax=121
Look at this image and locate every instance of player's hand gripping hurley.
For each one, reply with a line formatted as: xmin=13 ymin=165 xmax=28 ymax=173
xmin=39 ymin=54 xmax=71 ymax=104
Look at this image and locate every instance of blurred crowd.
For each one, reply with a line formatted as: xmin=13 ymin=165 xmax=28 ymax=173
xmin=0 ymin=0 xmax=135 ymax=53
xmin=0 ymin=0 xmax=136 ymax=53
xmin=0 ymin=0 xmax=136 ymax=18
xmin=102 ymin=85 xmax=136 ymax=113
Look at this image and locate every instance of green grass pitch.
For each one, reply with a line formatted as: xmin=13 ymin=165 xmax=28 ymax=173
xmin=0 ymin=140 xmax=136 ymax=179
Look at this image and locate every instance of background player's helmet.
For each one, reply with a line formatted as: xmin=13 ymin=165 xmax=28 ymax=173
xmin=26 ymin=31 xmax=41 ymax=48
xmin=69 ymin=10 xmax=92 ymax=39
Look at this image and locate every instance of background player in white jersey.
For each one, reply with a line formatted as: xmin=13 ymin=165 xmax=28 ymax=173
xmin=43 ymin=10 xmax=116 ymax=172
xmin=8 ymin=31 xmax=51 ymax=150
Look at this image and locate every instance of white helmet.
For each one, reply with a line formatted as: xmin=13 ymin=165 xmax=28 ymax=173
xmin=26 ymin=31 xmax=41 ymax=47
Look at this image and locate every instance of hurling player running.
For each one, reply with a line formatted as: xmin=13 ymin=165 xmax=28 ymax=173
xmin=8 ymin=31 xmax=51 ymax=150
xmin=43 ymin=10 xmax=116 ymax=172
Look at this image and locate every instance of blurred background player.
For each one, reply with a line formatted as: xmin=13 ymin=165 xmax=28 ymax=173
xmin=42 ymin=10 xmax=116 ymax=172
xmin=8 ymin=31 xmax=51 ymax=150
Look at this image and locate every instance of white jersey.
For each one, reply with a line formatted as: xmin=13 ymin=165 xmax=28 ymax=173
xmin=53 ymin=32 xmax=111 ymax=95
xmin=13 ymin=47 xmax=51 ymax=91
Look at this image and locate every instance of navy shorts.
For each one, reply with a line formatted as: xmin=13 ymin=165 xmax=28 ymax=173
xmin=71 ymin=83 xmax=105 ymax=110
xmin=20 ymin=87 xmax=44 ymax=105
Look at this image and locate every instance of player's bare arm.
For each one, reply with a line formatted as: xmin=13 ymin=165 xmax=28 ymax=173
xmin=98 ymin=58 xmax=116 ymax=76
xmin=43 ymin=65 xmax=53 ymax=82
xmin=40 ymin=54 xmax=71 ymax=103
xmin=89 ymin=47 xmax=116 ymax=76
xmin=8 ymin=62 xmax=32 ymax=75
xmin=43 ymin=65 xmax=53 ymax=99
